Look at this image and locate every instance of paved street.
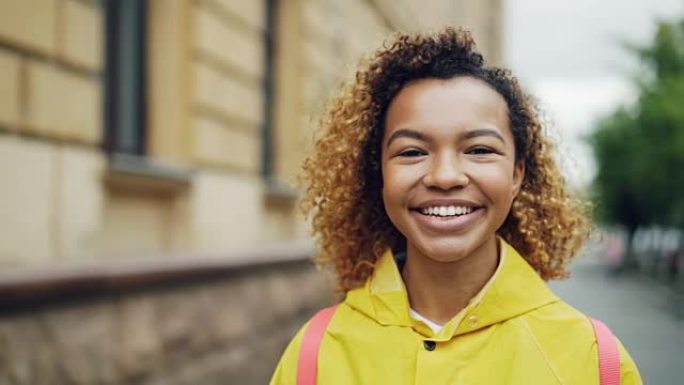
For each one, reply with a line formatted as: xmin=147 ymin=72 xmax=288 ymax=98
xmin=549 ymin=255 xmax=684 ymax=385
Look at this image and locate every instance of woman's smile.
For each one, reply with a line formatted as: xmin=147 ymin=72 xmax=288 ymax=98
xmin=411 ymin=206 xmax=485 ymax=233
xmin=410 ymin=198 xmax=485 ymax=233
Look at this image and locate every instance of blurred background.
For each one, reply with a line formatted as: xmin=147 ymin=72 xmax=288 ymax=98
xmin=0 ymin=0 xmax=681 ymax=384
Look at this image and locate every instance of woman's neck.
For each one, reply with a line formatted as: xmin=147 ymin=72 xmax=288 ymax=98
xmin=401 ymin=238 xmax=500 ymax=325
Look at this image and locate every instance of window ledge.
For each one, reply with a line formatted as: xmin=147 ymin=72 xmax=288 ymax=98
xmin=264 ymin=176 xmax=300 ymax=206
xmin=0 ymin=240 xmax=316 ymax=312
xmin=104 ymin=153 xmax=194 ymax=196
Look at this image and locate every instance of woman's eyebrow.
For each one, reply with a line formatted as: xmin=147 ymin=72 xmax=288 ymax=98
xmin=461 ymin=128 xmax=505 ymax=143
xmin=385 ymin=129 xmax=426 ymax=148
xmin=387 ymin=128 xmax=505 ymax=147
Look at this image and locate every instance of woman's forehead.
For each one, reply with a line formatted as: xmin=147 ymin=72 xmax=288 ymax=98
xmin=383 ymin=77 xmax=511 ymax=142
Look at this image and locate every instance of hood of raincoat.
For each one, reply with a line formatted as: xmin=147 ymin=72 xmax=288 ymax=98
xmin=344 ymin=239 xmax=558 ymax=339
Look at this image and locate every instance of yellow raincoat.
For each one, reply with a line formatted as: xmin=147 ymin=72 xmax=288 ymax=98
xmin=270 ymin=240 xmax=642 ymax=384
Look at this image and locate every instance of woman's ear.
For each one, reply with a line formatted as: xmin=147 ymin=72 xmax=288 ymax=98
xmin=512 ymin=160 xmax=525 ymax=198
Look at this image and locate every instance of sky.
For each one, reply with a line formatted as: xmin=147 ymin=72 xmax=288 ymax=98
xmin=504 ymin=0 xmax=684 ymax=187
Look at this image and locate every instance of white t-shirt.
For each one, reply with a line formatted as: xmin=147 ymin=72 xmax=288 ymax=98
xmin=409 ymin=308 xmax=445 ymax=334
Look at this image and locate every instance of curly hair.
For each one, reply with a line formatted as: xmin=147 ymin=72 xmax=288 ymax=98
xmin=300 ymin=27 xmax=591 ymax=294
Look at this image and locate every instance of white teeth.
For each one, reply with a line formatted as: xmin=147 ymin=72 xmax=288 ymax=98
xmin=420 ymin=205 xmax=475 ymax=217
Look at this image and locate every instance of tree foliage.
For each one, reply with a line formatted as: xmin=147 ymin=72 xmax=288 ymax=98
xmin=590 ymin=19 xmax=684 ymax=231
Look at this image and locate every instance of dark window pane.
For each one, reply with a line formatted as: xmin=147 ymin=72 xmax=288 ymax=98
xmin=262 ymin=0 xmax=277 ymax=177
xmin=105 ymin=0 xmax=147 ymax=155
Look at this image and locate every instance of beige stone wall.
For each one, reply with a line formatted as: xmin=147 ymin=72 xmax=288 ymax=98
xmin=0 ymin=0 xmax=102 ymax=143
xmin=458 ymin=0 xmax=505 ymax=65
xmin=368 ymin=0 xmax=503 ymax=65
xmin=0 ymin=136 xmax=56 ymax=263
xmin=0 ymin=0 xmax=104 ymax=265
xmin=0 ymin=260 xmax=332 ymax=384
xmin=0 ymin=0 xmax=503 ymax=266
xmin=191 ymin=0 xmax=264 ymax=174
xmin=0 ymin=49 xmax=21 ymax=127
xmin=0 ymin=0 xmax=59 ymax=57
xmin=274 ymin=0 xmax=390 ymax=185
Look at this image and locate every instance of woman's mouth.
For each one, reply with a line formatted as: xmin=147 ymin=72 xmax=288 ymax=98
xmin=411 ymin=205 xmax=484 ymax=232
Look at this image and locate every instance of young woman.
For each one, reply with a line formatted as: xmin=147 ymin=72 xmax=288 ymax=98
xmin=270 ymin=28 xmax=642 ymax=385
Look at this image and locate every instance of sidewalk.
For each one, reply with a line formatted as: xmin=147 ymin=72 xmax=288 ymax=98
xmin=549 ymin=254 xmax=684 ymax=385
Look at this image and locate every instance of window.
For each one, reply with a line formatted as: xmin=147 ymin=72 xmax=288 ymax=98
xmin=262 ymin=0 xmax=277 ymax=177
xmin=104 ymin=0 xmax=148 ymax=156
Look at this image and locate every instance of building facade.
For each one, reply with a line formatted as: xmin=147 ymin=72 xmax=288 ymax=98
xmin=0 ymin=0 xmax=503 ymax=266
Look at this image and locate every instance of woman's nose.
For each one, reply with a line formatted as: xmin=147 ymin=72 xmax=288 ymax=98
xmin=423 ymin=153 xmax=469 ymax=190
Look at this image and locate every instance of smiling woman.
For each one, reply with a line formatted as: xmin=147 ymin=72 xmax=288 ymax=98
xmin=270 ymin=28 xmax=643 ymax=385
xmin=382 ymin=77 xmax=524 ymax=323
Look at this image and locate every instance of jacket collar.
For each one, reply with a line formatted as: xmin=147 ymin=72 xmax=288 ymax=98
xmin=345 ymin=239 xmax=559 ymax=340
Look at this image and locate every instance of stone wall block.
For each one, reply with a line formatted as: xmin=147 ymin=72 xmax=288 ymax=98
xmin=58 ymin=146 xmax=106 ymax=261
xmin=59 ymin=69 xmax=101 ymax=144
xmin=170 ymin=347 xmax=250 ymax=385
xmin=60 ymin=0 xmax=103 ymax=70
xmin=115 ymin=294 xmax=163 ymax=380
xmin=240 ymin=274 xmax=275 ymax=328
xmin=25 ymin=61 xmax=101 ymax=143
xmin=215 ymin=0 xmax=265 ymax=30
xmin=0 ymin=317 xmax=40 ymax=384
xmin=0 ymin=49 xmax=21 ymax=127
xmin=184 ymin=286 xmax=221 ymax=351
xmin=25 ymin=60 xmax=61 ymax=135
xmin=140 ymin=346 xmax=250 ymax=385
xmin=267 ymin=272 xmax=303 ymax=320
xmin=157 ymin=290 xmax=197 ymax=354
xmin=42 ymin=304 xmax=119 ymax=384
xmin=0 ymin=136 xmax=54 ymax=264
xmin=208 ymin=281 xmax=250 ymax=343
xmin=0 ymin=0 xmax=58 ymax=55
xmin=194 ymin=5 xmax=263 ymax=79
xmin=156 ymin=286 xmax=219 ymax=357
xmin=306 ymin=269 xmax=336 ymax=306
xmin=192 ymin=116 xmax=260 ymax=172
xmin=189 ymin=171 xmax=266 ymax=251
xmin=194 ymin=63 xmax=263 ymax=127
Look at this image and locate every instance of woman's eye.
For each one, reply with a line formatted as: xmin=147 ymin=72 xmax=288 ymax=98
xmin=467 ymin=147 xmax=495 ymax=155
xmin=398 ymin=149 xmax=425 ymax=157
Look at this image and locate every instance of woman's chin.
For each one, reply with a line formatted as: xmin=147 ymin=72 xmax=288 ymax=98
xmin=412 ymin=242 xmax=472 ymax=264
xmin=408 ymin=234 xmax=497 ymax=265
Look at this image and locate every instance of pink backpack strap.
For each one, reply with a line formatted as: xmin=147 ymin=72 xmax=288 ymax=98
xmin=589 ymin=317 xmax=621 ymax=385
xmin=297 ymin=305 xmax=339 ymax=385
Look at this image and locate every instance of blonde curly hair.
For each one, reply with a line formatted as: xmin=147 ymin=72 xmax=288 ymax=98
xmin=300 ymin=27 xmax=591 ymax=294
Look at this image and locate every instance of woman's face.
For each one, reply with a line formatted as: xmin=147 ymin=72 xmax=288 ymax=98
xmin=381 ymin=76 xmax=524 ymax=263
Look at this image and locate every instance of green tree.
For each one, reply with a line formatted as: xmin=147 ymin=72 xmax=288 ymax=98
xmin=590 ymin=19 xmax=684 ymax=262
